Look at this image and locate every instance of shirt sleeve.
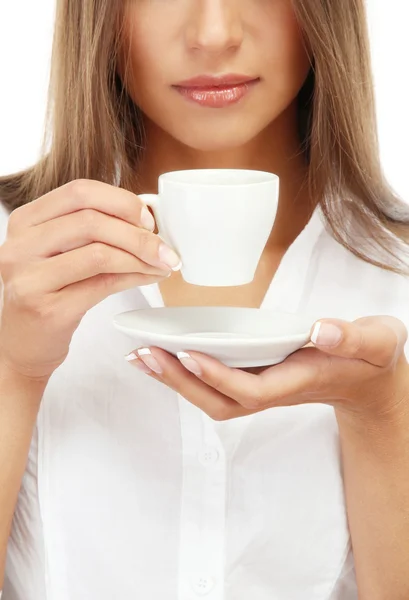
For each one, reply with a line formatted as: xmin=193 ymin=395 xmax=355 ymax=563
xmin=2 ymin=426 xmax=46 ymax=600
xmin=0 ymin=201 xmax=10 ymax=246
xmin=328 ymin=548 xmax=358 ymax=599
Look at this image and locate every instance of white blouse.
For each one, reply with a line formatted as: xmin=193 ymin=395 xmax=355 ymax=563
xmin=1 ymin=200 xmax=408 ymax=600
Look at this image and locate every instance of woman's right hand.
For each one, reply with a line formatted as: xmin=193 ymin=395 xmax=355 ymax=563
xmin=0 ymin=179 xmax=180 ymax=381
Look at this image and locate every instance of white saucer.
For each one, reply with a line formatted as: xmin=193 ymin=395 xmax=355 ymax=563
xmin=113 ymin=307 xmax=315 ymax=368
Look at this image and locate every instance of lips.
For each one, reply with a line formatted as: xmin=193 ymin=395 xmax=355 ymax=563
xmin=173 ymin=74 xmax=260 ymax=108
xmin=176 ymin=74 xmax=259 ymax=88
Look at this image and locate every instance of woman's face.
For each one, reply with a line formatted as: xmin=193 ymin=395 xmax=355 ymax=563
xmin=120 ymin=0 xmax=311 ymax=151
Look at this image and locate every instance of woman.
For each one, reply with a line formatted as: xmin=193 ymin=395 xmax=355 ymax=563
xmin=0 ymin=0 xmax=409 ymax=598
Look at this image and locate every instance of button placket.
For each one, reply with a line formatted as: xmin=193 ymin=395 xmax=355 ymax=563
xmin=190 ymin=575 xmax=216 ymax=595
xmin=198 ymin=447 xmax=220 ymax=466
xmin=177 ymin=395 xmax=226 ymax=600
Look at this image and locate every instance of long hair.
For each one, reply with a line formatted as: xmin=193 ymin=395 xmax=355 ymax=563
xmin=1 ymin=0 xmax=408 ymax=274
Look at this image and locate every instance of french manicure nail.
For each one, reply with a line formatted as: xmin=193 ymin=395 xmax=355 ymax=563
xmin=177 ymin=352 xmax=202 ymax=376
xmin=141 ymin=207 xmax=155 ymax=231
xmin=311 ymin=322 xmax=342 ymax=346
xmin=137 ymin=348 xmax=163 ymax=374
xmin=132 ymin=359 xmax=152 ymax=374
xmin=125 ymin=352 xmax=151 ymax=373
xmin=159 ymin=244 xmax=182 ymax=271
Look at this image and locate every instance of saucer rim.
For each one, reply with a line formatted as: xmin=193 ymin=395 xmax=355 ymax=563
xmin=113 ymin=323 xmax=311 ymax=347
xmin=113 ymin=306 xmax=313 ymax=347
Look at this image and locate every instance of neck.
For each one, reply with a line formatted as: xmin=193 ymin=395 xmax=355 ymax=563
xmin=135 ymin=100 xmax=315 ymax=250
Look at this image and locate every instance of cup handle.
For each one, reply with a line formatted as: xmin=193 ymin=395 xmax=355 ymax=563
xmin=138 ymin=193 xmax=159 ymax=211
xmin=138 ymin=193 xmax=169 ymax=246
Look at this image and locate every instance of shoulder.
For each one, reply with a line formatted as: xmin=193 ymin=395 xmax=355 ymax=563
xmin=318 ymin=217 xmax=409 ymax=356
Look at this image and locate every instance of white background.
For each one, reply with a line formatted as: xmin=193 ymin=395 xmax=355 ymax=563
xmin=0 ymin=0 xmax=408 ymax=200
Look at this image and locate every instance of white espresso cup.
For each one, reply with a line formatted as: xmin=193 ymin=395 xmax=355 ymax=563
xmin=139 ymin=169 xmax=279 ymax=287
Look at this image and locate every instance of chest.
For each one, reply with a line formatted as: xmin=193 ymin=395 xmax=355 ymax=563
xmin=159 ymin=249 xmax=285 ymax=309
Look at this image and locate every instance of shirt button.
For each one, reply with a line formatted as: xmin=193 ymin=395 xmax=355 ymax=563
xmin=191 ymin=575 xmax=215 ymax=595
xmin=197 ymin=447 xmax=219 ymax=466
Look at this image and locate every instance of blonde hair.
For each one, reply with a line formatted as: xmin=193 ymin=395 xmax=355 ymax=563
xmin=1 ymin=0 xmax=408 ymax=273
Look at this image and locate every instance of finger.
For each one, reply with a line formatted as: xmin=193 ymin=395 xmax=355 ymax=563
xmin=17 ymin=243 xmax=170 ymax=295
xmin=26 ymin=209 xmax=179 ymax=271
xmin=130 ymin=347 xmax=255 ymax=421
xmin=175 ymin=347 xmax=322 ymax=410
xmin=52 ymin=272 xmax=169 ymax=316
xmin=8 ymin=179 xmax=154 ymax=230
xmin=310 ymin=316 xmax=408 ymax=368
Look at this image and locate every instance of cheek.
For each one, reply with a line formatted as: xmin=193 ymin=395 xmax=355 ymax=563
xmin=261 ymin=5 xmax=310 ymax=86
xmin=126 ymin=35 xmax=166 ymax=89
xmin=120 ymin=10 xmax=171 ymax=102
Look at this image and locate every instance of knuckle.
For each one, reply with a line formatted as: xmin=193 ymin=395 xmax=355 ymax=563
xmin=4 ymin=277 xmax=53 ymax=318
xmin=349 ymin=330 xmax=365 ymax=359
xmin=32 ymin=297 xmax=59 ymax=320
xmin=90 ymin=243 xmax=110 ymax=271
xmin=208 ymin=373 xmax=225 ymax=394
xmin=241 ymin=388 xmax=265 ymax=410
xmin=4 ymin=276 xmax=31 ymax=306
xmin=98 ymin=272 xmax=119 ymax=291
xmin=66 ymin=179 xmax=91 ymax=205
xmin=208 ymin=404 xmax=235 ymax=422
xmin=0 ymin=239 xmax=30 ymax=271
xmin=134 ymin=229 xmax=151 ymax=257
xmin=380 ymin=346 xmax=397 ymax=369
xmin=7 ymin=206 xmax=25 ymax=232
xmin=80 ymin=209 xmax=99 ymax=233
xmin=134 ymin=197 xmax=145 ymax=214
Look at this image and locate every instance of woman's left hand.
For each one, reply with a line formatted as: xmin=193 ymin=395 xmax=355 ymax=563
xmin=127 ymin=316 xmax=409 ymax=422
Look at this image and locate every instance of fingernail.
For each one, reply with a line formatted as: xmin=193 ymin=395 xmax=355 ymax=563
xmin=159 ymin=244 xmax=182 ymax=271
xmin=137 ymin=348 xmax=163 ymax=374
xmin=125 ymin=352 xmax=152 ymax=373
xmin=141 ymin=207 xmax=155 ymax=231
xmin=311 ymin=322 xmax=342 ymax=346
xmin=177 ymin=352 xmax=202 ymax=376
xmin=134 ymin=360 xmax=153 ymax=373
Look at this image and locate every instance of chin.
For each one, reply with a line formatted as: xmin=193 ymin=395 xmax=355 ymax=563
xmin=170 ymin=123 xmax=264 ymax=153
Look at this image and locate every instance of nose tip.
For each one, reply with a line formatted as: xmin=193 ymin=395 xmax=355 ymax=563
xmin=187 ymin=3 xmax=243 ymax=54
xmin=195 ymin=29 xmax=243 ymax=54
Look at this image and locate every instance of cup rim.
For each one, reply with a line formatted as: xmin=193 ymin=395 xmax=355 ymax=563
xmin=159 ymin=168 xmax=279 ymax=187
